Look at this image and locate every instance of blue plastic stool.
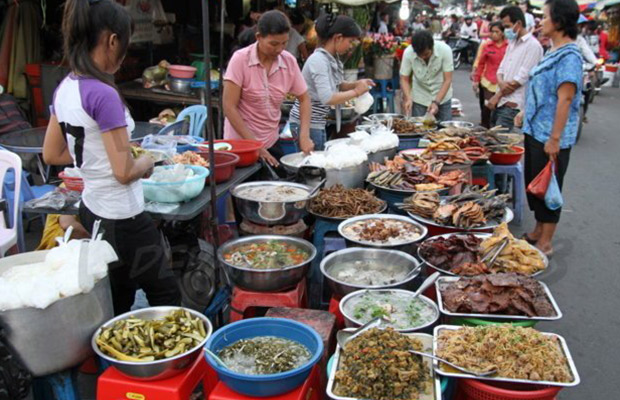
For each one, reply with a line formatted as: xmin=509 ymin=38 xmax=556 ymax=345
xmin=492 ymin=162 xmax=525 ymax=224
xmin=471 ymin=162 xmax=496 ymax=189
xmin=397 ymin=137 xmax=421 ymax=151
xmin=371 ymin=79 xmax=395 ymax=113
xmin=33 ymin=369 xmax=80 ymax=400
xmin=176 ymin=105 xmax=207 ymax=138
xmin=278 ymin=137 xmax=299 ymax=155
xmin=310 ymin=219 xmax=345 ymax=309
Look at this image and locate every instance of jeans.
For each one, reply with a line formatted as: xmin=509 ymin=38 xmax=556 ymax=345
xmin=492 ymin=105 xmax=519 ymax=131
xmin=412 ymin=100 xmax=452 ymax=123
xmin=288 ymin=122 xmax=327 ymax=151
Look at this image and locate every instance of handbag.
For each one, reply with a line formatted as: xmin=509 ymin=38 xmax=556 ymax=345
xmin=527 ymin=160 xmax=553 ymax=200
xmin=0 ymin=328 xmax=32 ymax=400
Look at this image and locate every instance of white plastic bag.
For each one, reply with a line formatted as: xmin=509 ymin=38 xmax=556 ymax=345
xmin=354 ymin=92 xmax=374 ymax=115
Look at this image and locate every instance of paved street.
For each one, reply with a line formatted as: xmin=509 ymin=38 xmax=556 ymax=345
xmin=452 ymin=67 xmax=620 ymax=399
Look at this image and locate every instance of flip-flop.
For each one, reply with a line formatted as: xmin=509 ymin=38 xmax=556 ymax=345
xmin=520 ymin=233 xmax=537 ymax=245
xmin=543 ymin=249 xmax=554 ymax=259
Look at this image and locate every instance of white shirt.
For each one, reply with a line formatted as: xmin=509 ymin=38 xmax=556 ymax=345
xmin=53 ymin=76 xmax=144 ymax=219
xmin=460 ymin=22 xmax=478 ymax=40
xmin=525 ymin=13 xmax=536 ymax=32
xmin=497 ymin=33 xmax=543 ymax=110
xmin=576 ymin=35 xmax=598 ymax=66
xmin=285 ymin=29 xmax=305 ymax=59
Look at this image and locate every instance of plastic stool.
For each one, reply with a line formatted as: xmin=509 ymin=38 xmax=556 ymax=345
xmin=492 ymin=163 xmax=525 ymax=224
xmin=455 ymin=378 xmax=561 ymax=400
xmin=97 ymin=356 xmax=218 ymax=400
xmin=371 ymin=79 xmax=395 ymax=113
xmin=177 ymin=105 xmax=207 ymax=138
xmin=310 ymin=219 xmax=342 ymax=308
xmin=328 ymin=296 xmax=345 ymax=330
xmin=397 ymin=137 xmax=421 ymax=151
xmin=209 ymin=365 xmax=320 ymax=400
xmin=33 ymin=370 xmax=80 ymax=400
xmin=471 ymin=162 xmax=495 ymax=189
xmin=229 ymin=278 xmax=308 ymax=322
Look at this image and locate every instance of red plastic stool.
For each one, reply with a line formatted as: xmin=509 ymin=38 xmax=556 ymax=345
xmin=97 ymin=356 xmax=219 ymax=400
xmin=328 ymin=296 xmax=345 ymax=330
xmin=229 ymin=278 xmax=308 ymax=322
xmin=209 ymin=365 xmax=321 ymax=400
xmin=455 ymin=378 xmax=561 ymax=400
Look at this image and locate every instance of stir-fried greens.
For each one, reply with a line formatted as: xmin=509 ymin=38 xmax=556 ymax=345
xmin=223 ymin=240 xmax=310 ymax=270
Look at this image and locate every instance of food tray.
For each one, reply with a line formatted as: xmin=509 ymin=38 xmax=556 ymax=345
xmin=417 ymin=233 xmax=548 ymax=277
xmin=407 ymin=207 xmax=514 ymax=231
xmin=307 ymin=200 xmax=387 ymax=222
xmin=367 ymin=180 xmax=450 ymax=195
xmin=432 ymin=325 xmax=580 ymax=387
xmin=435 ymin=276 xmax=562 ymax=321
xmin=327 ymin=331 xmax=441 ymax=400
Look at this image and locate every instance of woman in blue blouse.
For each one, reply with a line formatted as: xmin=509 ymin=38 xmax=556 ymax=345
xmin=516 ymin=0 xmax=582 ymax=257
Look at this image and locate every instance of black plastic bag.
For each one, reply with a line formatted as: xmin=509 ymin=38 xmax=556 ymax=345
xmin=0 ymin=327 xmax=31 ymax=400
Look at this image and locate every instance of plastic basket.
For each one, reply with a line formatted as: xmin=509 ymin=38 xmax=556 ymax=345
xmin=58 ymin=171 xmax=84 ymax=192
xmin=457 ymin=378 xmax=561 ymax=400
xmin=141 ymin=165 xmax=209 ymax=203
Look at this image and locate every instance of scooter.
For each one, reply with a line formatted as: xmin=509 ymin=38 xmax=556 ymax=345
xmin=577 ymin=66 xmax=595 ymax=143
xmin=446 ymin=36 xmax=470 ymax=70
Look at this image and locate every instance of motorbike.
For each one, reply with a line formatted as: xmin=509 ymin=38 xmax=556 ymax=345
xmin=577 ymin=65 xmax=596 ymax=143
xmin=446 ymin=36 xmax=469 ymax=69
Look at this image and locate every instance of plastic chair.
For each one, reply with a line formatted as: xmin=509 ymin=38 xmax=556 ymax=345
xmin=0 ymin=150 xmax=22 ymax=256
xmin=176 ymin=105 xmax=207 ymax=138
xmin=156 ymin=120 xmax=186 ymax=136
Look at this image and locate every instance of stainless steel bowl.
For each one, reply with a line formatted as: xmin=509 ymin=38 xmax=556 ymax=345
xmin=338 ymin=214 xmax=428 ymax=252
xmin=218 ymin=235 xmax=317 ymax=292
xmin=329 ymin=106 xmax=357 ymax=120
xmin=368 ymin=113 xmax=405 ymax=122
xmin=92 ymin=306 xmax=213 ymax=381
xmin=231 ymin=181 xmax=315 ymax=226
xmin=355 ymin=124 xmax=374 ymax=132
xmin=169 ymin=78 xmax=192 ymax=93
xmin=339 ymin=289 xmax=440 ymax=332
xmin=0 ymin=251 xmax=113 ymax=377
xmin=320 ymin=247 xmax=421 ymax=297
xmin=440 ymin=120 xmax=475 ymax=129
xmin=367 ymin=146 xmax=397 ymax=164
xmin=280 ymin=152 xmax=368 ymax=188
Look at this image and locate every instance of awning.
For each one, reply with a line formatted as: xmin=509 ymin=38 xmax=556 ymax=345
xmin=316 ymin=0 xmax=398 ymax=5
xmin=531 ymin=0 xmax=600 ymax=9
xmin=597 ymin=0 xmax=620 ymax=9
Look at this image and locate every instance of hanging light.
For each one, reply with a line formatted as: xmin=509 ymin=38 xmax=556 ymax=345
xmin=399 ymin=0 xmax=410 ymax=20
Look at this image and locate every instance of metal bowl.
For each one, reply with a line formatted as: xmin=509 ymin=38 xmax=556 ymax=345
xmin=367 ymin=146 xmax=397 ymax=164
xmin=92 ymin=306 xmax=213 ymax=381
xmin=368 ymin=113 xmax=405 ymax=122
xmin=217 ymin=235 xmax=317 ymax=292
xmin=339 ymin=289 xmax=440 ymax=332
xmin=0 ymin=251 xmax=113 ymax=377
xmin=440 ymin=120 xmax=475 ymax=129
xmin=320 ymin=247 xmax=421 ymax=297
xmin=338 ymin=214 xmax=428 ymax=252
xmin=355 ymin=124 xmax=374 ymax=132
xmin=280 ymin=152 xmax=368 ymax=188
xmin=231 ymin=181 xmax=315 ymax=226
xmin=169 ymin=77 xmax=192 ymax=93
xmin=329 ymin=106 xmax=357 ymax=120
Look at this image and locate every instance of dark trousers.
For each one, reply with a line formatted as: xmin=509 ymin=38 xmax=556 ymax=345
xmin=480 ymin=86 xmax=495 ymax=129
xmin=523 ymin=135 xmax=571 ymax=223
xmin=79 ymin=204 xmax=181 ymax=314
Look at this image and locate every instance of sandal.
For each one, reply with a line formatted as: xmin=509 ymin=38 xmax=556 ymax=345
xmin=520 ymin=233 xmax=537 ymax=245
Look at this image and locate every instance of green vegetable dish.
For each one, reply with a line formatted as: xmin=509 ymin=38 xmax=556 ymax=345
xmin=344 ymin=291 xmax=438 ymax=331
xmin=223 ymin=240 xmax=310 ymax=270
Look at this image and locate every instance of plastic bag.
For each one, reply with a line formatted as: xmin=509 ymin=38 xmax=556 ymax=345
xmin=527 ymin=160 xmax=553 ymax=200
xmin=354 ymin=92 xmax=374 ymax=115
xmin=545 ymin=166 xmax=564 ymax=210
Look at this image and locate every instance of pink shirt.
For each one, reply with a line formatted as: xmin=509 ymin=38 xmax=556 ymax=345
xmin=224 ymin=43 xmax=307 ymax=149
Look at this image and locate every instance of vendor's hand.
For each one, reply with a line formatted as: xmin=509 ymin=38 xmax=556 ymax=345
xmin=139 ymin=156 xmax=155 ymax=178
xmin=299 ymin=135 xmax=315 ymax=154
xmin=544 ymin=137 xmax=560 ymax=161
xmin=472 ymin=82 xmax=480 ymax=97
xmin=486 ymin=94 xmax=500 ymax=111
xmin=427 ymin=102 xmax=439 ymax=116
xmin=259 ymin=148 xmax=279 ymax=167
xmin=354 ymin=79 xmax=374 ymax=96
xmin=514 ymin=111 xmax=524 ymax=128
xmin=402 ymin=95 xmax=412 ymax=117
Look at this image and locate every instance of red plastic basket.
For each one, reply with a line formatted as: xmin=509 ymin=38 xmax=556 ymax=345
xmin=59 ymin=171 xmax=84 ymax=192
xmin=456 ymin=378 xmax=562 ymax=400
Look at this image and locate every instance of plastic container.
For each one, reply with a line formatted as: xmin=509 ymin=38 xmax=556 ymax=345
xmin=196 ymin=151 xmax=240 ymax=183
xmin=168 ymin=65 xmax=197 ymax=79
xmin=59 ymin=171 xmax=84 ymax=192
xmin=204 ymin=139 xmax=263 ymax=167
xmin=456 ymin=378 xmax=562 ymax=400
xmin=489 ymin=146 xmax=524 ymax=165
xmin=141 ymin=165 xmax=209 ymax=203
xmin=204 ymin=318 xmax=323 ymax=397
xmin=449 ymin=317 xmax=538 ymax=328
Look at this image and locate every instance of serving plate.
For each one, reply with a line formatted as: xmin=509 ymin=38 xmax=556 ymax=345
xmin=432 ymin=325 xmax=580 ymax=387
xmin=338 ymin=214 xmax=428 ymax=249
xmin=435 ymin=276 xmax=562 ymax=321
xmin=407 ymin=207 xmax=514 ymax=231
xmin=327 ymin=330 xmax=441 ymax=400
xmin=418 ymin=232 xmax=548 ymax=277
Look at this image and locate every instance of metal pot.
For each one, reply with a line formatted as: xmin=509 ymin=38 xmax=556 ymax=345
xmin=92 ymin=306 xmax=213 ymax=381
xmin=217 ymin=235 xmax=317 ymax=292
xmin=231 ymin=181 xmax=315 ymax=226
xmin=440 ymin=120 xmax=475 ymax=129
xmin=0 ymin=251 xmax=113 ymax=377
xmin=338 ymin=214 xmax=428 ymax=253
xmin=280 ymin=152 xmax=368 ymax=188
xmin=320 ymin=247 xmax=421 ymax=297
xmin=367 ymin=146 xmax=397 ymax=164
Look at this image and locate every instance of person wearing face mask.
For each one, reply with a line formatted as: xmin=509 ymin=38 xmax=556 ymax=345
xmin=223 ymin=11 xmax=312 ymax=168
xmin=400 ymin=30 xmax=454 ymax=121
xmin=288 ymin=15 xmax=374 ymax=151
xmin=487 ymin=6 xmax=543 ymax=130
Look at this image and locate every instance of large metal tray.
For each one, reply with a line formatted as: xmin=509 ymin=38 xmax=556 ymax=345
xmin=307 ymin=200 xmax=387 ymax=222
xmin=417 ymin=232 xmax=548 ymax=277
xmin=327 ymin=331 xmax=441 ymax=400
xmin=407 ymin=207 xmax=514 ymax=231
xmin=432 ymin=325 xmax=580 ymax=387
xmin=435 ymin=276 xmax=562 ymax=321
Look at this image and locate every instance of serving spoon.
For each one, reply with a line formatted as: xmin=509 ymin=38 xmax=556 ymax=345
xmin=411 ymin=271 xmax=441 ymax=299
xmin=336 ymin=317 xmax=386 ymax=349
xmin=204 ymin=348 xmax=228 ymax=368
xmin=408 ymin=349 xmax=497 ymax=377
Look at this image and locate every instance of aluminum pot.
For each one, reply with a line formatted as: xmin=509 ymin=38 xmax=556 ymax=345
xmin=0 ymin=250 xmax=113 ymax=377
xmin=169 ymin=77 xmax=192 ymax=93
xmin=321 ymin=247 xmax=421 ymax=297
xmin=217 ymin=235 xmax=317 ymax=292
xmin=440 ymin=120 xmax=475 ymax=129
xmin=367 ymin=146 xmax=397 ymax=164
xmin=231 ymin=181 xmax=315 ymax=226
xmin=92 ymin=306 xmax=213 ymax=381
xmin=338 ymin=214 xmax=428 ymax=253
xmin=280 ymin=152 xmax=368 ymax=189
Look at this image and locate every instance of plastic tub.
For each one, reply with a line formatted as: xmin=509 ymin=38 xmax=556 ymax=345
xmin=449 ymin=317 xmax=538 ymax=328
xmin=204 ymin=318 xmax=323 ymax=397
xmin=490 ymin=146 xmax=524 ymax=165
xmin=59 ymin=171 xmax=84 ymax=192
xmin=168 ymin=65 xmax=197 ymax=79
xmin=141 ymin=165 xmax=209 ymax=203
xmin=196 ymin=151 xmax=240 ymax=183
xmin=457 ymin=378 xmax=562 ymax=400
xmin=203 ymin=139 xmax=263 ymax=167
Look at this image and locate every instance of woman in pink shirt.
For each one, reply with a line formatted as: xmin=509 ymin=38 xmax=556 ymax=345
xmin=223 ymin=11 xmax=312 ymax=167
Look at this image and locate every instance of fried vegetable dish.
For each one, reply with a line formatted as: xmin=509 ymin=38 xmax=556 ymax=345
xmin=309 ymin=184 xmax=385 ymax=219
xmin=96 ymin=309 xmax=207 ymax=362
xmin=334 ymin=328 xmax=432 ymax=400
xmin=436 ymin=325 xmax=573 ymax=382
xmin=223 ymin=240 xmax=309 ymax=269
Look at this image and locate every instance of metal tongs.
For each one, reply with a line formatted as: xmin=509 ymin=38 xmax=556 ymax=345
xmin=481 ymin=237 xmax=510 ymax=268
